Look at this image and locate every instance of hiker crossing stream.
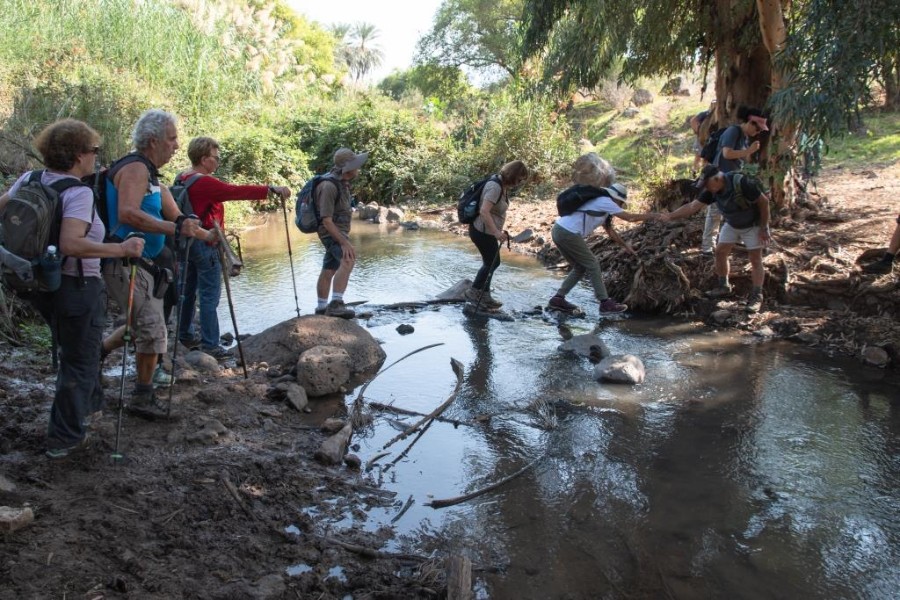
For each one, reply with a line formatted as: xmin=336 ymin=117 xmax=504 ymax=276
xmin=221 ymin=217 xmax=900 ymax=598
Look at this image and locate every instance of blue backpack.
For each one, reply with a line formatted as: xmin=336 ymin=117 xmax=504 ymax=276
xmin=294 ymin=174 xmax=338 ymax=233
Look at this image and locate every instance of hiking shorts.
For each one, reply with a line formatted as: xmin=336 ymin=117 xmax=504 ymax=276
xmin=718 ymin=223 xmax=765 ymax=250
xmin=102 ymin=260 xmax=167 ymax=355
xmin=320 ymin=235 xmax=347 ymax=271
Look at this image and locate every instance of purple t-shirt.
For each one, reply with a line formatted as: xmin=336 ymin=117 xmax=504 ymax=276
xmin=8 ymin=171 xmax=105 ymax=278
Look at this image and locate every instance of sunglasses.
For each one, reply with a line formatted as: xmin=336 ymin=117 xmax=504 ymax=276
xmin=89 ymin=146 xmax=101 ymax=154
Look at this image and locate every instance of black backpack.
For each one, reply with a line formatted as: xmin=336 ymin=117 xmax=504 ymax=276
xmin=699 ymin=126 xmax=730 ymax=164
xmin=0 ymin=170 xmax=89 ymax=292
xmin=457 ymin=175 xmax=500 ymax=224
xmin=556 ymin=184 xmax=609 ymax=216
xmin=81 ymin=153 xmax=158 ymax=240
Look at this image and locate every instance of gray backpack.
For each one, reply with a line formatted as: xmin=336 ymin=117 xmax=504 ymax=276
xmin=0 ymin=170 xmax=88 ymax=292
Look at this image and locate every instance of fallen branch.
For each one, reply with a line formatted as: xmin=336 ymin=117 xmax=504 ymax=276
xmin=369 ymin=402 xmax=469 ymax=427
xmin=425 ymin=456 xmax=542 ymax=509
xmin=351 ymin=342 xmax=445 ymax=428
xmin=221 ymin=470 xmax=258 ymax=521
xmin=364 ymin=451 xmax=391 ymax=471
xmin=382 ymin=358 xmax=464 ymax=450
xmin=391 ymin=494 xmax=415 ymax=524
xmin=316 ymin=534 xmax=428 ymax=562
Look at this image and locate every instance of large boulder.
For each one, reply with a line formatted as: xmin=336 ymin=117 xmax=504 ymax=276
xmin=296 ymin=346 xmax=351 ymax=397
xmin=631 ymin=89 xmax=653 ymax=106
xmin=241 ymin=316 xmax=385 ymax=375
xmin=593 ymin=354 xmax=646 ymax=384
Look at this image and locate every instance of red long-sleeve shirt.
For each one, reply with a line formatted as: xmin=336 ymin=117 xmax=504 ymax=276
xmin=178 ymin=171 xmax=268 ymax=230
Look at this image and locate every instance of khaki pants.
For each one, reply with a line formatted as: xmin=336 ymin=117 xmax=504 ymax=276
xmin=102 ymin=260 xmax=168 ymax=355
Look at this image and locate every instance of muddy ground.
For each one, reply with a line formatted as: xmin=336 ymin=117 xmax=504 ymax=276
xmin=1 ymin=160 xmax=898 ymax=600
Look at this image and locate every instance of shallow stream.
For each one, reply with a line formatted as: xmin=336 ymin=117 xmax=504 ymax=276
xmin=223 ymin=217 xmax=900 ymax=599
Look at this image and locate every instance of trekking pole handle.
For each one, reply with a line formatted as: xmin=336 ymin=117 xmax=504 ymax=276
xmin=123 ymin=232 xmax=145 ymax=266
xmin=504 ymin=230 xmax=511 ymax=251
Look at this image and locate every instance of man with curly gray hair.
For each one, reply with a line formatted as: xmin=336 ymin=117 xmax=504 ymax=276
xmin=101 ymin=109 xmax=212 ymax=419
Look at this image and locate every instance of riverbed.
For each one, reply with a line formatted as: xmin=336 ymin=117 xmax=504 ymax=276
xmin=224 ymin=217 xmax=900 ymax=598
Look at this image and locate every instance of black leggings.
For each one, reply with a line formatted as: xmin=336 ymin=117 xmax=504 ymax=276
xmin=468 ymin=224 xmax=501 ymax=291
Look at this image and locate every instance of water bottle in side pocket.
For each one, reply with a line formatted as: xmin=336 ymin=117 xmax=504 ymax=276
xmin=39 ymin=245 xmax=62 ymax=292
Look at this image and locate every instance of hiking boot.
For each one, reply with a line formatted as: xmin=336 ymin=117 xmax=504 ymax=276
xmin=46 ymin=433 xmax=90 ymax=460
xmin=201 ymin=345 xmax=233 ymax=360
xmin=324 ymin=300 xmax=356 ymax=319
xmin=152 ymin=366 xmax=174 ymax=388
xmin=179 ymin=332 xmax=202 ymax=349
xmin=863 ymin=260 xmax=893 ymax=275
xmin=745 ymin=292 xmax=763 ymax=314
xmin=481 ymin=290 xmax=503 ymax=309
xmin=599 ymin=298 xmax=628 ymax=313
xmin=705 ymin=284 xmax=733 ymax=298
xmin=547 ymin=295 xmax=579 ymax=313
xmin=126 ymin=388 xmax=168 ymax=420
xmin=314 ymin=307 xmax=326 ymax=315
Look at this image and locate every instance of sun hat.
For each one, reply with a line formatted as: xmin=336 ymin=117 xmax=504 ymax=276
xmin=333 ymin=148 xmax=368 ymax=173
xmin=606 ymin=183 xmax=627 ymax=203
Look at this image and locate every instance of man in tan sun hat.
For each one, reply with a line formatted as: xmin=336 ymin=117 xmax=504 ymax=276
xmin=314 ymin=147 xmax=368 ymax=318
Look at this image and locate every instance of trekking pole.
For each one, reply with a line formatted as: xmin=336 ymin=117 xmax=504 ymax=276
xmin=279 ymin=195 xmax=301 ymax=318
xmin=112 ymin=232 xmax=144 ymax=461
xmin=167 ymin=218 xmax=197 ymax=418
xmin=214 ymin=223 xmax=248 ymax=379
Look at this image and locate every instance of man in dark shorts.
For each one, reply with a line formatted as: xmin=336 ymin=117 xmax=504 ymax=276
xmin=314 ymin=148 xmax=367 ymax=318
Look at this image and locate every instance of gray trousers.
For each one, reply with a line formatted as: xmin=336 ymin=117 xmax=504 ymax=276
xmin=701 ymin=203 xmax=722 ymax=252
xmin=551 ymin=223 xmax=609 ymax=300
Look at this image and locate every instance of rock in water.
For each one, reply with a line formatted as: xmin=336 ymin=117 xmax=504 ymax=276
xmin=593 ymin=354 xmax=646 ymax=384
xmin=315 ymin=423 xmax=353 ymax=465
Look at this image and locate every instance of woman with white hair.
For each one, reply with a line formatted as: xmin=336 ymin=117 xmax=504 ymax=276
xmin=547 ymin=154 xmax=658 ymax=315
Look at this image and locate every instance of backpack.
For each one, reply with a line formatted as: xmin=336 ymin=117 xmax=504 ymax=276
xmin=556 ymin=184 xmax=609 ymax=216
xmin=699 ymin=126 xmax=729 ymax=164
xmin=717 ymin=172 xmax=762 ymax=228
xmin=171 ymin=173 xmax=205 ymax=219
xmin=294 ymin=174 xmax=338 ymax=234
xmin=1 ymin=170 xmax=89 ymax=292
xmin=81 ymin=153 xmax=157 ymax=240
xmin=457 ymin=175 xmax=500 ymax=224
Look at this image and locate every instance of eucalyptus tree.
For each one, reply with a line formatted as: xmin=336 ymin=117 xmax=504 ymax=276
xmin=521 ymin=0 xmax=898 ymax=204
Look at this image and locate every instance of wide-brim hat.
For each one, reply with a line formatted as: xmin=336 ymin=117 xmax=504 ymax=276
xmin=605 ymin=182 xmax=627 ymax=203
xmin=333 ymin=148 xmax=368 ymax=173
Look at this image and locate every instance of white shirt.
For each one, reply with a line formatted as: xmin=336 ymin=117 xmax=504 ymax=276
xmin=555 ymin=196 xmax=623 ymax=237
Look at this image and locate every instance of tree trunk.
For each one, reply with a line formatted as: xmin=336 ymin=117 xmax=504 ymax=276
xmin=712 ymin=0 xmax=771 ymax=123
xmin=756 ymin=0 xmax=793 ymax=209
xmin=881 ymin=58 xmax=900 ymax=110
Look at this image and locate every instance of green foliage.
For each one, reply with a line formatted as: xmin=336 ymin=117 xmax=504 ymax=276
xmin=818 ymin=111 xmax=900 ymax=169
xmin=416 ymin=0 xmax=523 ymax=78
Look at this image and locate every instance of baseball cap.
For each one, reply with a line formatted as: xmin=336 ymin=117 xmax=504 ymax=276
xmin=694 ymin=164 xmax=719 ymax=189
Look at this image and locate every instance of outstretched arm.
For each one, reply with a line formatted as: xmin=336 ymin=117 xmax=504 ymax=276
xmin=660 ymin=199 xmax=706 ymax=222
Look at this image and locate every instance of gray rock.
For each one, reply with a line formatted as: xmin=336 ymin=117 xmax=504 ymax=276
xmin=862 ymin=346 xmax=890 ymax=368
xmin=184 ymin=350 xmax=221 ymax=374
xmin=296 ymin=346 xmax=351 ymax=397
xmin=0 ymin=474 xmax=16 ymax=494
xmin=660 ymin=76 xmax=685 ymax=96
xmin=710 ymin=310 xmax=732 ymax=325
xmin=321 ymin=418 xmax=346 ymax=434
xmin=315 ymin=423 xmax=353 ymax=465
xmin=186 ymin=418 xmax=229 ymax=443
xmin=386 ymin=207 xmax=405 ymax=223
xmin=0 ymin=506 xmax=34 ymax=532
xmin=435 ymin=279 xmax=473 ymax=301
xmin=795 ymin=331 xmax=821 ymax=345
xmin=559 ymin=334 xmax=611 ymax=360
xmin=753 ymin=326 xmax=776 ymax=338
xmin=357 ymin=202 xmax=381 ymax=220
xmin=396 ymin=324 xmax=414 ymax=335
xmin=177 ymin=368 xmax=202 ymax=384
xmin=240 ymin=316 xmax=385 ymax=375
xmin=593 ymin=354 xmax=646 ymax=384
xmin=400 ymin=221 xmax=419 ymax=230
xmin=631 ymin=89 xmax=653 ymax=106
xmin=285 ymin=383 xmax=309 ymax=411
xmin=623 ymin=107 xmax=640 ymax=118
xmin=344 ymin=454 xmax=362 ymax=470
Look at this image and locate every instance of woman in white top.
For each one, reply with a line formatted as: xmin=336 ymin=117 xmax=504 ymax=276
xmin=547 ymin=183 xmax=657 ymax=314
xmin=465 ymin=160 xmax=529 ymax=309
xmin=0 ymin=119 xmax=144 ymax=458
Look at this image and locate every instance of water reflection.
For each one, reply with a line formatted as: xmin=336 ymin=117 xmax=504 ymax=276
xmin=228 ymin=217 xmax=900 ymax=598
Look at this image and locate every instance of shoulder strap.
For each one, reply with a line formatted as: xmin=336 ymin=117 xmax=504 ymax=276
xmin=48 ymin=177 xmax=90 ymax=195
xmin=27 ymin=169 xmax=44 ymax=184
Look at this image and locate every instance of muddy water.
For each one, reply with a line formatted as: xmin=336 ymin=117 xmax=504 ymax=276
xmin=224 ymin=217 xmax=900 ymax=599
